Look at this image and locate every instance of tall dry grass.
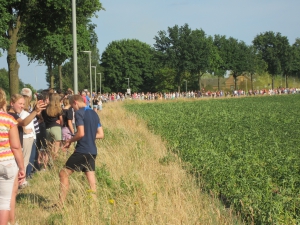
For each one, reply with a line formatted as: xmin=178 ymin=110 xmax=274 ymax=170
xmin=15 ymin=102 xmax=243 ymax=225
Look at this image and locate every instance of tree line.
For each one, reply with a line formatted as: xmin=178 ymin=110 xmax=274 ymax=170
xmin=101 ymin=24 xmax=300 ymax=93
xmin=1 ymin=1 xmax=300 ymax=94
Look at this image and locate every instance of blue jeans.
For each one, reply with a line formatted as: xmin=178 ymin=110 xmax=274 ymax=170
xmin=26 ymin=140 xmax=36 ymax=178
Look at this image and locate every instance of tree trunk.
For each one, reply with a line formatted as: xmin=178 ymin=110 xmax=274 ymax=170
xmin=234 ymin=75 xmax=237 ymax=90
xmin=250 ymin=73 xmax=254 ymax=91
xmin=198 ymin=73 xmax=201 ymax=91
xmin=272 ymin=75 xmax=274 ymax=89
xmin=285 ymin=74 xmax=288 ymax=88
xmin=7 ymin=15 xmax=21 ymax=96
xmin=217 ymin=76 xmax=220 ymax=90
xmin=59 ymin=64 xmax=63 ymax=90
xmin=47 ymin=65 xmax=54 ymax=88
xmin=198 ymin=72 xmax=205 ymax=91
xmin=177 ymin=71 xmax=181 ymax=93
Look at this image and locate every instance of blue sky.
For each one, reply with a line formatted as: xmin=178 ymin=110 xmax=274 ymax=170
xmin=0 ymin=0 xmax=299 ymax=90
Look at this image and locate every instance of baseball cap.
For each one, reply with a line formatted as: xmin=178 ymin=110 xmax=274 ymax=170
xmin=20 ymin=88 xmax=32 ymax=97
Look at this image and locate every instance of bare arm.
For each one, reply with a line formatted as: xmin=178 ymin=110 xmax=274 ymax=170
xmin=70 ymin=125 xmax=84 ymax=142
xmin=59 ymin=115 xmax=63 ymax=125
xmin=63 ymin=125 xmax=84 ymax=149
xmin=68 ymin=119 xmax=74 ymax=134
xmin=9 ymin=125 xmax=25 ymax=184
xmin=18 ymin=101 xmax=46 ymax=126
xmin=17 ymin=111 xmax=37 ymax=127
xmin=96 ymin=126 xmax=104 ymax=139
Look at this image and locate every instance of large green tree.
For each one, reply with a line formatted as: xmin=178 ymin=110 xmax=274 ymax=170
xmin=50 ymin=47 xmax=102 ymax=92
xmin=0 ymin=0 xmax=13 ymax=57
xmin=212 ymin=35 xmax=227 ymax=90
xmin=101 ymin=39 xmax=155 ymax=93
xmin=21 ymin=0 xmax=102 ymax=89
xmin=153 ymin=27 xmax=215 ymax=92
xmin=227 ymin=38 xmax=248 ymax=89
xmin=0 ymin=0 xmax=102 ymax=95
xmin=213 ymin=35 xmax=249 ymax=89
xmin=253 ymin=31 xmax=291 ymax=89
xmin=290 ymin=38 xmax=300 ymax=79
xmin=189 ymin=29 xmax=215 ymax=91
xmin=0 ymin=0 xmax=29 ymax=95
xmin=154 ymin=24 xmax=194 ymax=92
xmin=154 ymin=67 xmax=177 ymax=93
xmin=246 ymin=46 xmax=267 ymax=90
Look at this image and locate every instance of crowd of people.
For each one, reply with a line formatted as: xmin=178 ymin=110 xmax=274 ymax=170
xmin=0 ymin=87 xmax=104 ymax=224
xmin=0 ymin=84 xmax=299 ymax=224
xmin=94 ymin=87 xmax=300 ymax=103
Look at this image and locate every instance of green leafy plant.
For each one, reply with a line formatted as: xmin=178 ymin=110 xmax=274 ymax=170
xmin=125 ymin=95 xmax=300 ymax=224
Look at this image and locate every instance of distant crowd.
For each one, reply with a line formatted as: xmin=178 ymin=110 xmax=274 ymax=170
xmin=95 ymin=87 xmax=300 ymax=102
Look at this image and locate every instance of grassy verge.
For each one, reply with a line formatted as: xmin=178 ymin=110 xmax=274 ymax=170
xmin=15 ymin=102 xmax=243 ymax=224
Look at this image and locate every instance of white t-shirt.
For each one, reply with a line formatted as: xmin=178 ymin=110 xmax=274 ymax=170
xmin=19 ymin=110 xmax=35 ymax=139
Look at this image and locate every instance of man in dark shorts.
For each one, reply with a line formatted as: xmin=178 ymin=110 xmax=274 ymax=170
xmin=59 ymin=94 xmax=104 ymax=205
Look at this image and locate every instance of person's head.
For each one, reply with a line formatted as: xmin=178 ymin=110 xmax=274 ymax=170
xmin=10 ymin=94 xmax=25 ymax=114
xmin=59 ymin=93 xmax=65 ymax=101
xmin=48 ymin=88 xmax=54 ymax=94
xmin=23 ymin=95 xmax=32 ymax=112
xmin=46 ymin=93 xmax=62 ymax=117
xmin=0 ymin=88 xmax=7 ymax=112
xmin=67 ymin=88 xmax=73 ymax=94
xmin=69 ymin=95 xmax=85 ymax=111
xmin=63 ymin=98 xmax=70 ymax=107
xmin=41 ymin=90 xmax=50 ymax=104
xmin=81 ymin=91 xmax=86 ymax=97
xmin=20 ymin=88 xmax=32 ymax=100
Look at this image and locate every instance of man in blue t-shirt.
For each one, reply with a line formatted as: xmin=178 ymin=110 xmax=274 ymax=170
xmin=59 ymin=94 xmax=104 ymax=205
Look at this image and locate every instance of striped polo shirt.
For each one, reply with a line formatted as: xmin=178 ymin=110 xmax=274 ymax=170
xmin=0 ymin=112 xmax=18 ymax=162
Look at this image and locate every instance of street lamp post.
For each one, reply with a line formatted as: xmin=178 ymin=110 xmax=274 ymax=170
xmin=91 ymin=66 xmax=97 ymax=95
xmin=72 ymin=0 xmax=78 ymax=94
xmin=82 ymin=51 xmax=92 ymax=103
xmin=97 ymin=73 xmax=101 ymax=94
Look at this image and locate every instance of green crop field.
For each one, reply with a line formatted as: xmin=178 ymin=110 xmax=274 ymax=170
xmin=124 ymin=95 xmax=300 ymax=224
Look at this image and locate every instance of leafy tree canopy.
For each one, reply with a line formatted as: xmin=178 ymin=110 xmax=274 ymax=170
xmin=290 ymin=38 xmax=300 ymax=77
xmin=253 ymin=31 xmax=291 ymax=88
xmin=154 ymin=24 xmax=222 ymax=91
xmin=101 ymin=39 xmax=155 ymax=93
xmin=253 ymin=31 xmax=290 ymax=76
xmin=20 ymin=0 xmax=103 ymax=88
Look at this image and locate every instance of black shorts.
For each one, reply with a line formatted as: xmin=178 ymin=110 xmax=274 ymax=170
xmin=65 ymin=152 xmax=97 ymax=172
